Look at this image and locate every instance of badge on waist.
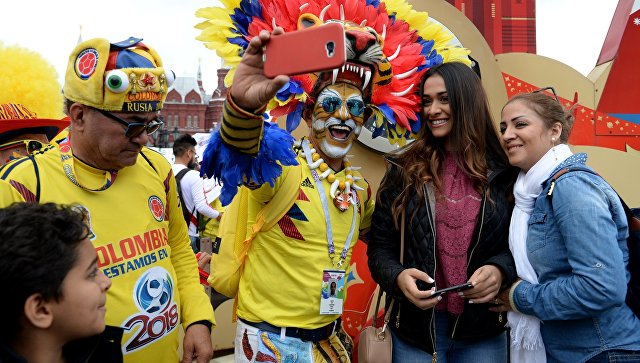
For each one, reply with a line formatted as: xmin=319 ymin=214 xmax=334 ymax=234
xmin=320 ymin=269 xmax=345 ymax=315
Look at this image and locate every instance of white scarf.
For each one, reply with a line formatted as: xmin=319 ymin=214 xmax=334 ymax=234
xmin=508 ymin=144 xmax=573 ymax=363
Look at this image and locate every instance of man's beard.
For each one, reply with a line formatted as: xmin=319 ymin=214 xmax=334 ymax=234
xmin=187 ymin=159 xmax=199 ymax=170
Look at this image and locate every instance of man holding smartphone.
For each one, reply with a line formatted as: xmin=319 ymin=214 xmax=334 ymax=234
xmin=195 ymin=0 xmax=468 ymax=360
xmin=205 ymin=27 xmax=374 ymax=361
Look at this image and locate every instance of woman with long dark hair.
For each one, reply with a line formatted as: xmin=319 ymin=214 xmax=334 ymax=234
xmin=367 ymin=62 xmax=517 ymax=362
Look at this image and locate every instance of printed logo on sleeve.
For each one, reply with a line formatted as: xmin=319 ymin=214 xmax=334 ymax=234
xmin=148 ymin=195 xmax=165 ymax=222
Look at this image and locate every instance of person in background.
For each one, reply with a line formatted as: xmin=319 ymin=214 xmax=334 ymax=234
xmin=368 ymin=62 xmax=517 ymax=362
xmin=199 ymin=177 xmax=225 ymax=243
xmin=172 ymin=134 xmax=221 ymax=253
xmin=493 ymin=90 xmax=640 ymax=362
xmin=0 ymin=37 xmax=215 ymax=363
xmin=0 ymin=42 xmax=69 ymax=165
xmin=0 ymin=202 xmax=120 ymax=363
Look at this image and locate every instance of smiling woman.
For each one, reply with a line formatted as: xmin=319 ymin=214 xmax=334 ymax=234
xmin=496 ymin=90 xmax=640 ymax=362
xmin=368 ymin=61 xmax=518 ymax=362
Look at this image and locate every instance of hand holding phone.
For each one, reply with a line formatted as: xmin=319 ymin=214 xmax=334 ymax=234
xmin=263 ymin=23 xmax=346 ymax=78
xmin=431 ymin=282 xmax=474 ymax=297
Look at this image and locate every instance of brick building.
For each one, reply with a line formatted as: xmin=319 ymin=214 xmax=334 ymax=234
xmin=152 ymin=66 xmax=229 ymax=147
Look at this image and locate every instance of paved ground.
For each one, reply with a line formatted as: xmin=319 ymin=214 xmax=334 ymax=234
xmin=210 ymin=353 xmax=234 ymax=363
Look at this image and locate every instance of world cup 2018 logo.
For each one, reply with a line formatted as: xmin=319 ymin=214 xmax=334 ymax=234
xmin=122 ymin=267 xmax=179 ymax=353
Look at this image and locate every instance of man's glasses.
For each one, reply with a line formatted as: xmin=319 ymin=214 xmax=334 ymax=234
xmin=0 ymin=139 xmax=45 ymax=154
xmin=532 ymin=86 xmax=560 ymax=104
xmin=95 ymin=108 xmax=164 ymax=138
xmin=321 ymin=96 xmax=365 ymax=117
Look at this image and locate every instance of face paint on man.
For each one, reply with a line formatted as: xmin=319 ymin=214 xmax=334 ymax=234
xmin=308 ymin=83 xmax=365 ymax=160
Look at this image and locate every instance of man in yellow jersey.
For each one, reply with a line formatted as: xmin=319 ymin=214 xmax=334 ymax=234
xmin=0 ymin=37 xmax=215 ymax=363
xmin=195 ymin=1 xmax=471 ymax=360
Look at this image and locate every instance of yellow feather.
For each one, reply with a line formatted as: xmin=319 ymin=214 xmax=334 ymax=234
xmin=220 ymin=0 xmax=242 ymax=10
xmin=382 ymin=0 xmax=469 ymax=64
xmin=0 ymin=43 xmax=64 ymax=119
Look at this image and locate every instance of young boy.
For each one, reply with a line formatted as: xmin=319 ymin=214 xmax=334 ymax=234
xmin=0 ymin=203 xmax=122 ymax=363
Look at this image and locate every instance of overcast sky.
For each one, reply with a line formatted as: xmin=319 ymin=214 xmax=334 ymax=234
xmin=0 ymin=0 xmax=620 ymax=94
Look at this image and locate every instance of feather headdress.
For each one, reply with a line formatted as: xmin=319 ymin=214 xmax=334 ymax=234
xmin=195 ymin=0 xmax=470 ymax=203
xmin=196 ymin=0 xmax=470 ymax=143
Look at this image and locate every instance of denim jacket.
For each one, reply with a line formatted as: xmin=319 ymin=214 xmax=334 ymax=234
xmin=512 ymin=153 xmax=640 ymax=363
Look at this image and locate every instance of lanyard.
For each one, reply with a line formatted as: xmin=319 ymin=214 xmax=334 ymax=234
xmin=301 ymin=139 xmax=357 ymax=268
xmin=58 ymin=137 xmax=118 ymax=191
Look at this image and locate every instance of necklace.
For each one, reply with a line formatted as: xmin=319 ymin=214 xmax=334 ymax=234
xmin=297 ymin=140 xmax=364 ymax=212
xmin=301 ymin=139 xmax=358 ymax=268
xmin=58 ymin=136 xmax=118 ymax=191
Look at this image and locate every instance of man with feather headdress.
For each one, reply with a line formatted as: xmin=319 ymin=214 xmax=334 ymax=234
xmin=196 ymin=0 xmax=469 ymax=361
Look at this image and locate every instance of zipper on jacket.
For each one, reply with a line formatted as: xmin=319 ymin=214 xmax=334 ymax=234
xmin=423 ymin=186 xmax=438 ymax=359
xmin=451 ymin=190 xmax=487 ymax=339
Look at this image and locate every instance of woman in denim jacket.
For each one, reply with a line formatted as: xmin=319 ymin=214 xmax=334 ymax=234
xmin=494 ymin=90 xmax=640 ymax=363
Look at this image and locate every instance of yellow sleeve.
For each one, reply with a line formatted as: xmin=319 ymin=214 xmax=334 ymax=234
xmin=0 ymin=178 xmax=26 ymax=206
xmin=360 ymin=189 xmax=375 ymax=230
xmin=356 ymin=173 xmax=374 ymax=231
xmin=162 ymin=162 xmax=216 ymax=329
xmin=0 ymin=157 xmax=39 ymax=206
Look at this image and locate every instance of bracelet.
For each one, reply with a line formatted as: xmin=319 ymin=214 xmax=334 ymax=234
xmin=509 ymin=279 xmax=524 ymax=313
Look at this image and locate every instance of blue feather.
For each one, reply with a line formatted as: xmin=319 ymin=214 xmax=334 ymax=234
xmin=410 ymin=112 xmax=422 ymax=133
xmin=228 ymin=36 xmax=248 ymax=48
xmin=241 ymin=0 xmax=262 ymax=19
xmin=276 ymin=80 xmax=304 ymax=101
xmin=378 ymin=104 xmax=396 ymax=124
xmin=200 ymin=121 xmax=298 ymax=206
xmin=417 ymin=38 xmax=437 ymax=71
xmin=285 ymin=103 xmax=304 ymax=132
xmin=366 ymin=0 xmax=380 ymax=7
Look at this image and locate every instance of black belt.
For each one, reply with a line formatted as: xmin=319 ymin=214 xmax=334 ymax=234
xmin=239 ymin=318 xmax=340 ymax=342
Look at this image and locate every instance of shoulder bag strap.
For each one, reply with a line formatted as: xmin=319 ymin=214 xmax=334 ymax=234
xmin=175 ymin=168 xmax=196 ymax=224
xmin=372 ymin=210 xmax=405 ymax=328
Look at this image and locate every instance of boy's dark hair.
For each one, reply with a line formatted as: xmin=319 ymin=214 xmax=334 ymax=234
xmin=172 ymin=134 xmax=197 ymax=157
xmin=0 ymin=202 xmax=91 ymax=342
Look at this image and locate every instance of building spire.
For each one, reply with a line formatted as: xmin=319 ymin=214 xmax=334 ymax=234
xmin=77 ymin=25 xmax=83 ymax=44
xmin=197 ymin=58 xmax=205 ymax=94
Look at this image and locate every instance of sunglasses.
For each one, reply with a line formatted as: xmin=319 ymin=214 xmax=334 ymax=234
xmin=95 ymin=108 xmax=164 ymax=138
xmin=532 ymin=86 xmax=560 ymax=104
xmin=0 ymin=139 xmax=45 ymax=155
xmin=321 ymin=96 xmax=365 ymax=117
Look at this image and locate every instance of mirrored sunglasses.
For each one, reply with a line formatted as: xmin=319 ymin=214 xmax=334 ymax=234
xmin=0 ymin=139 xmax=45 ymax=154
xmin=321 ymin=96 xmax=365 ymax=117
xmin=95 ymin=108 xmax=164 ymax=138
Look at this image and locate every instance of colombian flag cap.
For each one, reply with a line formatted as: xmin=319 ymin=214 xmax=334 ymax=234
xmin=63 ymin=37 xmax=175 ymax=113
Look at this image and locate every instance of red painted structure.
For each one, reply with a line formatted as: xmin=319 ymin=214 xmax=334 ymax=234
xmin=445 ymin=0 xmax=536 ymax=54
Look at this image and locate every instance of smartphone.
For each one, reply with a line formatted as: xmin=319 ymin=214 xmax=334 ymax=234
xmin=263 ymin=22 xmax=346 ymax=78
xmin=431 ymin=282 xmax=474 ymax=297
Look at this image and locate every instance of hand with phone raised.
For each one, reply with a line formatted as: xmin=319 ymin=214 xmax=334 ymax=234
xmin=230 ymin=28 xmax=290 ymax=112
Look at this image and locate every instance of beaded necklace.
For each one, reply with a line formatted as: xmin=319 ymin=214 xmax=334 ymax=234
xmin=295 ymin=139 xmax=364 ymax=212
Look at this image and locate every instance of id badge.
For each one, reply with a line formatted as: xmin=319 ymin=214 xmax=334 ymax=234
xmin=320 ymin=269 xmax=345 ymax=315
